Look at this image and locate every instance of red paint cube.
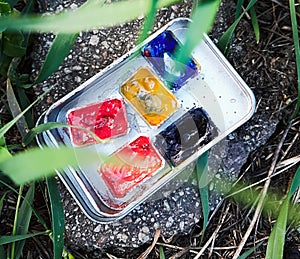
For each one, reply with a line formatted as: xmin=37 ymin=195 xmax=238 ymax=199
xmin=66 ymin=98 xmax=128 ymax=146
xmin=99 ymin=136 xmax=163 ymax=198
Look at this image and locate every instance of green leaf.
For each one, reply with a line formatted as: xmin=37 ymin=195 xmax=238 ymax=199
xmin=235 ymin=0 xmax=244 ymax=19
xmin=0 ymin=0 xmax=180 ymax=33
xmin=0 ymin=146 xmax=103 ymax=185
xmin=217 ymin=0 xmax=258 ymax=54
xmin=7 ymin=78 xmax=29 ymax=138
xmin=196 ymin=152 xmax=209 ymax=241
xmin=265 ymin=196 xmax=289 ymax=259
xmin=47 ymin=177 xmax=64 ymax=259
xmin=0 ymin=191 xmax=7 ymax=215
xmin=23 ymin=122 xmax=69 ymax=146
xmin=0 ymin=86 xmax=52 ymax=140
xmin=237 ymin=241 xmax=263 ymax=259
xmin=174 ymin=0 xmax=220 ymax=67
xmin=16 ymin=88 xmax=35 ymax=129
xmin=288 ymin=166 xmax=300 ymax=198
xmin=0 ymin=121 xmax=5 ymax=147
xmin=289 ymin=0 xmax=300 ymax=119
xmin=0 ymin=146 xmax=12 ymax=163
xmin=250 ymin=6 xmax=260 ymax=42
xmin=34 ymin=0 xmax=105 ymax=84
xmin=0 ymin=231 xmax=48 ymax=245
xmin=3 ymin=31 xmax=26 ymax=57
xmin=136 ymin=0 xmax=158 ymax=44
xmin=159 ymin=246 xmax=165 ymax=259
xmin=23 ymin=121 xmax=104 ymax=146
xmin=34 ymin=33 xmax=78 ymax=84
xmin=14 ymin=184 xmax=35 ymax=259
xmin=0 ymin=1 xmax=11 ymax=15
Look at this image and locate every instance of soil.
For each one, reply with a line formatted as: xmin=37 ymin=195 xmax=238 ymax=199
xmin=1 ymin=0 xmax=300 ymax=258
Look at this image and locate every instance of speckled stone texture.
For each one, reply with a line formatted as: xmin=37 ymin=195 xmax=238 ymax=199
xmin=30 ymin=0 xmax=279 ymax=256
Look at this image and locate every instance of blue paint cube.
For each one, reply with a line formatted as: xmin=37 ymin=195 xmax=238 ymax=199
xmin=142 ymin=31 xmax=200 ymax=90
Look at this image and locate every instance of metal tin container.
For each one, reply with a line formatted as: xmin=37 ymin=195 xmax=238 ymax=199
xmin=36 ymin=18 xmax=256 ymax=222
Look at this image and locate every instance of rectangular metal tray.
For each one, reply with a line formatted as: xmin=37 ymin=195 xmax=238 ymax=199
xmin=37 ymin=18 xmax=255 ymax=222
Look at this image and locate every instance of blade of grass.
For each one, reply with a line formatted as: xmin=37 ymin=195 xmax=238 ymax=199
xmin=174 ymin=0 xmax=220 ymax=67
xmin=32 ymin=0 xmax=105 ymax=84
xmin=0 ymin=0 xmax=180 ymax=33
xmin=0 ymin=179 xmax=49 ymax=230
xmin=196 ymin=152 xmax=209 ymax=241
xmin=250 ymin=6 xmax=260 ymax=43
xmin=159 ymin=246 xmax=165 ymax=259
xmin=265 ymin=165 xmax=300 ymax=259
xmin=235 ymin=0 xmax=244 ymax=19
xmin=47 ymin=177 xmax=64 ymax=259
xmin=22 ymin=122 xmax=69 ymax=146
xmin=22 ymin=121 xmax=104 ymax=146
xmin=14 ymin=183 xmax=35 ymax=259
xmin=6 ymin=78 xmax=29 ymax=138
xmin=289 ymin=0 xmax=300 ymax=119
xmin=237 ymin=241 xmax=263 ymax=259
xmin=0 ymin=146 xmax=12 ymax=163
xmin=136 ymin=0 xmax=158 ymax=44
xmin=0 ymin=191 xmax=7 ymax=215
xmin=265 ymin=196 xmax=289 ymax=259
xmin=217 ymin=0 xmax=258 ymax=54
xmin=0 ymin=231 xmax=49 ymax=245
xmin=0 ymin=85 xmax=54 ymax=139
xmin=34 ymin=33 xmax=78 ymax=84
xmin=0 ymin=145 xmax=102 ymax=185
xmin=10 ymin=184 xmax=23 ymax=259
xmin=288 ymin=166 xmax=300 ymax=198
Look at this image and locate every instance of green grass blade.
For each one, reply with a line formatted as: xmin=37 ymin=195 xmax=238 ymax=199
xmin=0 ymin=0 xmax=180 ymax=33
xmin=47 ymin=177 xmax=64 ymax=259
xmin=265 ymin=196 xmax=289 ymax=259
xmin=0 ymin=191 xmax=7 ymax=215
xmin=237 ymin=241 xmax=263 ymax=259
xmin=34 ymin=33 xmax=78 ymax=84
xmin=136 ymin=0 xmax=158 ymax=44
xmin=217 ymin=0 xmax=258 ymax=54
xmin=235 ymin=0 xmax=244 ymax=19
xmin=159 ymin=246 xmax=165 ymax=259
xmin=22 ymin=122 xmax=103 ymax=146
xmin=10 ymin=185 xmax=23 ymax=259
xmin=6 ymin=78 xmax=29 ymax=138
xmin=0 ymin=231 xmax=48 ymax=245
xmin=0 ymin=146 xmax=12 ymax=163
xmin=250 ymin=6 xmax=260 ymax=42
xmin=14 ymin=183 xmax=35 ymax=259
xmin=174 ymin=0 xmax=220 ymax=67
xmin=0 ymin=86 xmax=53 ymax=139
xmin=22 ymin=122 xmax=69 ymax=146
xmin=196 ymin=152 xmax=209 ymax=241
xmin=34 ymin=0 xmax=104 ymax=84
xmin=0 ymin=179 xmax=49 ymax=230
xmin=288 ymin=166 xmax=300 ymax=199
xmin=289 ymin=0 xmax=300 ymax=119
xmin=0 ymin=146 xmax=102 ymax=185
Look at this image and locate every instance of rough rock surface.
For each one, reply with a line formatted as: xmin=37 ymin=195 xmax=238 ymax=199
xmin=30 ymin=0 xmax=279 ymax=256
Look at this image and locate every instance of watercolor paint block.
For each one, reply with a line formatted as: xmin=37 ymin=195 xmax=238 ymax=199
xmin=121 ymin=67 xmax=178 ymax=126
xmin=142 ymin=30 xmax=200 ymax=90
xmin=154 ymin=107 xmax=215 ymax=166
xmin=66 ymin=98 xmax=128 ymax=146
xmin=99 ymin=136 xmax=163 ymax=198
